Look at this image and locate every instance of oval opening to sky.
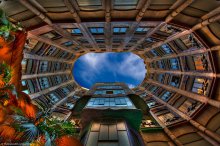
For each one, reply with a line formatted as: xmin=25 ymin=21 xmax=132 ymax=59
xmin=73 ymin=52 xmax=147 ymax=89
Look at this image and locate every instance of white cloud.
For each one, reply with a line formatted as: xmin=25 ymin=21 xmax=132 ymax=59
xmin=127 ymin=83 xmax=135 ymax=89
xmin=75 ymin=52 xmax=146 ymax=87
xmin=116 ymin=53 xmax=146 ymax=81
xmin=80 ymin=53 xmax=108 ymax=70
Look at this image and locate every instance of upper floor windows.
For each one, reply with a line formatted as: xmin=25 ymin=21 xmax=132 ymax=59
xmin=158 ymin=74 xmax=164 ymax=83
xmin=113 ymin=38 xmax=123 ymax=43
xmin=96 ymin=85 xmax=122 ymax=89
xmin=48 ymin=93 xmax=59 ymax=103
xmin=95 ymin=39 xmax=105 ymax=43
xmin=85 ymin=97 xmax=135 ymax=109
xmin=147 ymin=101 xmax=158 ymax=109
xmin=39 ymin=77 xmax=50 ymax=90
xmin=192 ymin=78 xmax=210 ymax=96
xmin=161 ymin=91 xmax=173 ymax=101
xmin=40 ymin=30 xmax=62 ymax=40
xmin=44 ymin=46 xmax=57 ymax=56
xmin=71 ymin=28 xmax=82 ymax=35
xmin=114 ymin=0 xmax=139 ymax=9
xmin=158 ymin=112 xmax=180 ymax=125
xmin=157 ymin=60 xmax=165 ymax=69
xmin=55 ymin=76 xmax=62 ymax=84
xmin=66 ymin=103 xmax=74 ymax=109
xmin=135 ymin=27 xmax=149 ymax=34
xmin=89 ymin=27 xmax=104 ymax=35
xmin=25 ymin=79 xmax=40 ymax=93
xmin=61 ymin=87 xmax=70 ymax=95
xmin=193 ymin=54 xmax=209 ymax=71
xmin=62 ymin=41 xmax=73 ymax=47
xmin=94 ymin=89 xmax=125 ymax=95
xmin=169 ymin=58 xmax=180 ymax=70
xmin=54 ymin=62 xmax=61 ymax=70
xmin=150 ymin=50 xmax=159 ymax=57
xmin=78 ymin=38 xmax=89 ymax=44
xmin=170 ymin=75 xmax=181 ymax=88
xmin=161 ymin=44 xmax=173 ymax=54
xmin=113 ymin=27 xmax=128 ymax=34
xmin=39 ymin=61 xmax=48 ymax=73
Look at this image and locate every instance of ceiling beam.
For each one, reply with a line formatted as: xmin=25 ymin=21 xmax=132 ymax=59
xmin=117 ymin=0 xmax=152 ymax=51
xmin=19 ymin=0 xmax=81 ymax=47
xmin=22 ymin=70 xmax=71 ymax=80
xmin=145 ymin=90 xmax=220 ymax=144
xmin=138 ymin=5 xmax=220 ymax=55
xmin=104 ymin=0 xmax=112 ymax=51
xmin=28 ymin=33 xmax=75 ymax=54
xmin=51 ymin=88 xmax=79 ymax=110
xmin=30 ymin=80 xmax=74 ymax=99
xmin=149 ymin=69 xmax=216 ymax=78
xmin=147 ymin=79 xmax=220 ymax=108
xmin=63 ymin=0 xmax=81 ymax=23
xmin=23 ymin=51 xmax=73 ymax=63
xmin=130 ymin=0 xmax=195 ymax=51
xmin=63 ymin=0 xmax=99 ymax=51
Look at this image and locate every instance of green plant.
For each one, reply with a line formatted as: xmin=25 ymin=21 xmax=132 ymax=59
xmin=0 ymin=62 xmax=12 ymax=84
xmin=0 ymin=62 xmax=13 ymax=100
xmin=0 ymin=9 xmax=21 ymax=40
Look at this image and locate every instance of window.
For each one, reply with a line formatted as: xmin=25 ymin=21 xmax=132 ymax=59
xmin=145 ymin=37 xmax=158 ymax=43
xmin=150 ymin=50 xmax=159 ymax=57
xmin=54 ymin=62 xmax=61 ymax=70
xmin=135 ymin=27 xmax=149 ymax=33
xmin=95 ymin=39 xmax=105 ymax=43
xmin=62 ymin=87 xmax=70 ymax=95
xmin=60 ymin=52 xmax=68 ymax=58
xmin=114 ymin=0 xmax=139 ymax=9
xmin=147 ymin=101 xmax=157 ymax=109
xmin=158 ymin=74 xmax=164 ymax=83
xmin=193 ymin=54 xmax=209 ymax=71
xmin=85 ymin=97 xmax=135 ymax=109
xmin=44 ymin=46 xmax=57 ymax=56
xmin=161 ymin=91 xmax=172 ymax=101
xmin=78 ymin=38 xmax=89 ymax=44
xmin=170 ymin=76 xmax=180 ymax=88
xmin=66 ymin=103 xmax=74 ymax=109
xmin=192 ymin=78 xmax=209 ymax=95
xmin=39 ymin=61 xmax=48 ymax=72
xmin=179 ymin=99 xmax=201 ymax=115
xmin=129 ymin=38 xmax=138 ymax=43
xmin=71 ymin=28 xmax=81 ymax=35
xmin=113 ymin=27 xmax=127 ymax=34
xmin=113 ymin=38 xmax=123 ymax=43
xmin=48 ymin=93 xmax=59 ymax=103
xmin=157 ymin=60 xmax=165 ymax=69
xmin=97 ymin=85 xmax=122 ymax=89
xmin=170 ymin=58 xmax=179 ymax=70
xmin=113 ymin=90 xmax=125 ymax=94
xmin=21 ymin=59 xmax=27 ymax=74
xmin=158 ymin=112 xmax=179 ymax=125
xmin=62 ymin=41 xmax=73 ymax=47
xmin=161 ymin=44 xmax=173 ymax=54
xmin=89 ymin=27 xmax=104 ymax=34
xmin=55 ymin=76 xmax=62 ymax=84
xmin=40 ymin=30 xmax=62 ymax=40
xmin=39 ymin=77 xmax=50 ymax=89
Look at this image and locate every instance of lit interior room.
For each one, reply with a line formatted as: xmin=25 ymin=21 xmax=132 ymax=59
xmin=1 ymin=0 xmax=220 ymax=146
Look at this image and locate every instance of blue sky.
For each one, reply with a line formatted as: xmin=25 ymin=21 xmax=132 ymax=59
xmin=72 ymin=52 xmax=146 ymax=89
